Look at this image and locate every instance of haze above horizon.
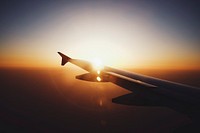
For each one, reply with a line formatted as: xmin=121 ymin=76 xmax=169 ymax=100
xmin=0 ymin=0 xmax=199 ymax=70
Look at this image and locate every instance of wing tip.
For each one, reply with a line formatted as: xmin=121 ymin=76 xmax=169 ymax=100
xmin=57 ymin=52 xmax=71 ymax=66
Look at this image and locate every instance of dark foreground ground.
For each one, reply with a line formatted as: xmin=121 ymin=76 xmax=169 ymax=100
xmin=0 ymin=67 xmax=200 ymax=133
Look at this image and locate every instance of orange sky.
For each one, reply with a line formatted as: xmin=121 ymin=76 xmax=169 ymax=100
xmin=0 ymin=2 xmax=199 ymax=70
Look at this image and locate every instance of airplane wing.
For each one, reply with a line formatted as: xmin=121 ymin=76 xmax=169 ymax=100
xmin=58 ymin=52 xmax=200 ymax=119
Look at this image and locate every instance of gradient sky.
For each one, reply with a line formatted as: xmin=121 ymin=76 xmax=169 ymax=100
xmin=0 ymin=0 xmax=199 ymax=69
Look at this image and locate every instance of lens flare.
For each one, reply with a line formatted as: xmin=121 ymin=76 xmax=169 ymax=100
xmin=96 ymin=76 xmax=101 ymax=82
xmin=97 ymin=70 xmax=101 ymax=75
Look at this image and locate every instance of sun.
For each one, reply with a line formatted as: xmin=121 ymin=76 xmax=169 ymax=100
xmin=92 ymin=58 xmax=104 ymax=71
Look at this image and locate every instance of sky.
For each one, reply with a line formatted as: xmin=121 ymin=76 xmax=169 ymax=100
xmin=0 ymin=0 xmax=199 ymax=69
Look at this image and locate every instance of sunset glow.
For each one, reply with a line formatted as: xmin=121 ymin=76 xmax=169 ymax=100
xmin=0 ymin=1 xmax=200 ymax=132
xmin=0 ymin=1 xmax=199 ymax=70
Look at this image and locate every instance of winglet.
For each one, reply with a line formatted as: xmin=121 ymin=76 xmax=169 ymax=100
xmin=58 ymin=52 xmax=71 ymax=66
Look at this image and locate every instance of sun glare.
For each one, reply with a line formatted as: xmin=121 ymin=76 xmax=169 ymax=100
xmin=92 ymin=58 xmax=104 ymax=71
